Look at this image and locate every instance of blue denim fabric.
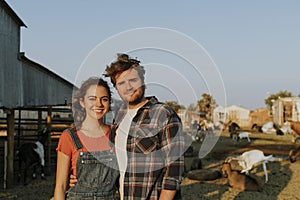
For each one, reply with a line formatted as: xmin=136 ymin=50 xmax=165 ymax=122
xmin=66 ymin=149 xmax=119 ymax=200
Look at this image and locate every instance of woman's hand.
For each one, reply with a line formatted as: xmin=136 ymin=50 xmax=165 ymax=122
xmin=69 ymin=174 xmax=78 ymax=188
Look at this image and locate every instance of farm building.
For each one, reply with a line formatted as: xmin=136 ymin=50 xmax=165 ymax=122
xmin=223 ymin=105 xmax=251 ymax=128
xmin=178 ymin=109 xmax=200 ymax=131
xmin=249 ymin=107 xmax=272 ymax=127
xmin=0 ymin=0 xmax=75 ymax=188
xmin=212 ymin=105 xmax=226 ymax=124
xmin=272 ymin=97 xmax=300 ymax=125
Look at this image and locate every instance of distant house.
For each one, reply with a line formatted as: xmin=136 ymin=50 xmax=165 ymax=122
xmin=178 ymin=109 xmax=200 ymax=131
xmin=224 ymin=105 xmax=251 ymax=128
xmin=212 ymin=106 xmax=226 ymax=123
xmin=272 ymin=97 xmax=300 ymax=125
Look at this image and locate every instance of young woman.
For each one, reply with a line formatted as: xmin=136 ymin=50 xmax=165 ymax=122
xmin=54 ymin=77 xmax=119 ymax=200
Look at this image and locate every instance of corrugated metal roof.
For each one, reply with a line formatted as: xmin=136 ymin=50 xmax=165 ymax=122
xmin=19 ymin=52 xmax=74 ymax=88
xmin=16 ymin=53 xmax=76 ymax=108
xmin=0 ymin=0 xmax=27 ymax=27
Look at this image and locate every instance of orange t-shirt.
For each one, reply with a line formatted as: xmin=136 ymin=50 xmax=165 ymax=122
xmin=56 ymin=128 xmax=112 ymax=175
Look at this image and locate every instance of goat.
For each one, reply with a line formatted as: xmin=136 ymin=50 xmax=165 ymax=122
xmin=16 ymin=127 xmax=50 ymax=185
xmin=273 ymin=123 xmax=284 ymax=136
xmin=238 ymin=132 xmax=251 ymax=142
xmin=226 ymin=149 xmax=275 ymax=183
xmin=286 ymin=121 xmax=300 ymax=143
xmin=228 ymin=122 xmax=240 ymax=142
xmin=221 ymin=162 xmax=262 ymax=192
xmin=261 ymin=122 xmax=276 ymax=134
xmin=251 ymin=123 xmax=263 ymax=132
xmin=289 ymin=146 xmax=300 ymax=163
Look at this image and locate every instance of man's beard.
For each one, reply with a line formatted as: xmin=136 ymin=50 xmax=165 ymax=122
xmin=128 ymin=85 xmax=146 ymax=106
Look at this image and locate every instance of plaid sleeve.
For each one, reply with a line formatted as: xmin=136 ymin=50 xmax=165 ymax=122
xmin=160 ymin=112 xmax=185 ymax=190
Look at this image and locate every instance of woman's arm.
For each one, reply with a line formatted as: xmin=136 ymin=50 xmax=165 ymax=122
xmin=159 ymin=189 xmax=176 ymax=200
xmin=54 ymin=152 xmax=70 ymax=200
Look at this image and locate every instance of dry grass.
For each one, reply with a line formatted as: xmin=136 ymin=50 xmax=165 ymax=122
xmin=182 ymin=131 xmax=300 ymax=200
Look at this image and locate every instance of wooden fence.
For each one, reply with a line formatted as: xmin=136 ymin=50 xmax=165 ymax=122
xmin=0 ymin=106 xmax=73 ymax=188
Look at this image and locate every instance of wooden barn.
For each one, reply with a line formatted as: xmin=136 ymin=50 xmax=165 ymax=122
xmin=0 ymin=0 xmax=75 ymax=188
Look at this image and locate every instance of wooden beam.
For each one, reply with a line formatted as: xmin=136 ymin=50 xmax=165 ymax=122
xmin=6 ymin=109 xmax=15 ymax=189
xmin=46 ymin=106 xmax=52 ymax=174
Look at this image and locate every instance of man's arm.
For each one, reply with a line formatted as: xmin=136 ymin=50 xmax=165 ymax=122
xmin=160 ymin=108 xmax=185 ymax=199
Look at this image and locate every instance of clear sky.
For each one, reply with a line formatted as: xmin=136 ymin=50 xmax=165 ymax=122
xmin=5 ymin=0 xmax=300 ymax=110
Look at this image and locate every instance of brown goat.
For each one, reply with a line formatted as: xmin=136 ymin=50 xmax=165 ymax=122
xmin=289 ymin=146 xmax=300 ymax=163
xmin=288 ymin=121 xmax=300 ymax=143
xmin=221 ymin=162 xmax=262 ymax=192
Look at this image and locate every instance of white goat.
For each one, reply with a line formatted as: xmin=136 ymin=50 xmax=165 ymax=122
xmin=238 ymin=132 xmax=251 ymax=142
xmin=226 ymin=149 xmax=275 ymax=183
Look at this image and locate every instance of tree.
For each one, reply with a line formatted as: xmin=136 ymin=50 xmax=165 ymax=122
xmin=165 ymin=101 xmax=185 ymax=113
xmin=197 ymin=93 xmax=217 ymax=120
xmin=265 ymin=90 xmax=293 ymax=109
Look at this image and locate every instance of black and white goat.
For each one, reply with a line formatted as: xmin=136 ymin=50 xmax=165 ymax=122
xmin=16 ymin=127 xmax=50 ymax=185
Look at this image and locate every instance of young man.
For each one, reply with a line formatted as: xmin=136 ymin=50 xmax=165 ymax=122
xmin=105 ymin=54 xmax=185 ymax=200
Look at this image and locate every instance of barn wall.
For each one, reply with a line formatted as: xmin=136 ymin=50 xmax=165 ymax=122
xmin=21 ymin=59 xmax=74 ymax=107
xmin=0 ymin=3 xmax=23 ymax=108
xmin=1 ymin=1 xmax=74 ymax=108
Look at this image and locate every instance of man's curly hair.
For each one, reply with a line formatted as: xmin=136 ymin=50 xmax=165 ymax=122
xmin=104 ymin=53 xmax=145 ymax=87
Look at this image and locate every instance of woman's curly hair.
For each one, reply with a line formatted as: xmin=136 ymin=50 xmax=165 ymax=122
xmin=104 ymin=53 xmax=145 ymax=87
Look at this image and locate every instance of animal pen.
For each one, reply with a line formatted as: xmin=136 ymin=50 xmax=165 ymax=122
xmin=0 ymin=107 xmax=73 ymax=189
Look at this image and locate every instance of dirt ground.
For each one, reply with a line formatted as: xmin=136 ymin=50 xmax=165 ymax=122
xmin=1 ymin=131 xmax=300 ymax=200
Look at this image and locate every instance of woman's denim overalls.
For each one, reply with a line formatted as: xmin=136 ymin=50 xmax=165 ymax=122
xmin=66 ymin=129 xmax=119 ymax=200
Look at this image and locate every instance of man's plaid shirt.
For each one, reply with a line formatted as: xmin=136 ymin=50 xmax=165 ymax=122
xmin=111 ymin=96 xmax=185 ymax=200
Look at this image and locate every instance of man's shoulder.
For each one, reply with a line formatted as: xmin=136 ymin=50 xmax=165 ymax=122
xmin=148 ymin=98 xmax=173 ymax=113
xmin=150 ymin=100 xmax=180 ymax=119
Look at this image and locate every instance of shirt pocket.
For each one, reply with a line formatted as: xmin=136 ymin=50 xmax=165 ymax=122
xmin=135 ymin=135 xmax=158 ymax=154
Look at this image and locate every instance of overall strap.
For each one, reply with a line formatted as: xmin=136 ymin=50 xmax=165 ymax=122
xmin=109 ymin=124 xmax=116 ymax=148
xmin=66 ymin=128 xmax=83 ymax=150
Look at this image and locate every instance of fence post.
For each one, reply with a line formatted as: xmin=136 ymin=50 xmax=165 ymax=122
xmin=6 ymin=109 xmax=14 ymax=189
xmin=46 ymin=107 xmax=52 ymax=174
xmin=4 ymin=140 xmax=7 ymax=189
